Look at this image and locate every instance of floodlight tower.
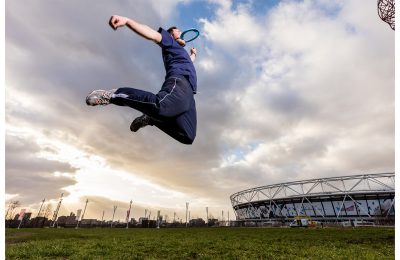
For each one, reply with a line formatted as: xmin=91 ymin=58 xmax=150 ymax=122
xmin=51 ymin=193 xmax=63 ymax=227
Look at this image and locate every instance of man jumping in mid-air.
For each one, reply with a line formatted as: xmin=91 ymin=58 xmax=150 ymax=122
xmin=86 ymin=15 xmax=198 ymax=144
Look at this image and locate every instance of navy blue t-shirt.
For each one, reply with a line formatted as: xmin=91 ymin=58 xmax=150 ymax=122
xmin=158 ymin=27 xmax=197 ymax=93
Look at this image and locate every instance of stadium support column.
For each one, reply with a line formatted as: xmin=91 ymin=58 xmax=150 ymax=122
xmin=126 ymin=200 xmax=132 ymax=229
xmin=17 ymin=209 xmax=26 ymax=229
xmin=148 ymin=211 xmax=151 ymax=228
xmin=51 ymin=193 xmax=63 ymax=227
xmin=77 ymin=199 xmax=89 ymax=228
xmin=157 ymin=210 xmax=161 ymax=228
xmin=36 ymin=198 xmax=45 ymax=218
xmin=82 ymin=199 xmax=89 ymax=220
xmin=206 ymin=207 xmax=209 ymax=225
xmin=111 ymin=206 xmax=117 ymax=228
xmin=186 ymin=202 xmax=189 ymax=227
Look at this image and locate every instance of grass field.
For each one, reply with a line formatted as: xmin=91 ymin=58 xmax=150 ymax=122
xmin=6 ymin=227 xmax=394 ymax=259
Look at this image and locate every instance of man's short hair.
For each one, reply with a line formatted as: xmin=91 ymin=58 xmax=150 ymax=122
xmin=167 ymin=26 xmax=177 ymax=34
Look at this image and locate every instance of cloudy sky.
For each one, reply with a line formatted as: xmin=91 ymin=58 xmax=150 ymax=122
xmin=5 ymin=0 xmax=394 ymax=222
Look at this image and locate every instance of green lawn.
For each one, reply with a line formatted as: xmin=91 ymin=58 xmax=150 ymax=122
xmin=5 ymin=227 xmax=394 ymax=259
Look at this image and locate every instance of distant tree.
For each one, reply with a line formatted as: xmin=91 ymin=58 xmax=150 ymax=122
xmin=5 ymin=201 xmax=20 ymax=220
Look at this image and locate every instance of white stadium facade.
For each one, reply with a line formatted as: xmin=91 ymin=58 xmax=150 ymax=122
xmin=230 ymin=173 xmax=394 ymax=225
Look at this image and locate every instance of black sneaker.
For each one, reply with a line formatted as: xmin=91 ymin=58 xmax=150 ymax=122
xmin=130 ymin=114 xmax=151 ymax=132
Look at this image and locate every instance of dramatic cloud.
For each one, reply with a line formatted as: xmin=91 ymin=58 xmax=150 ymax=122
xmin=5 ymin=132 xmax=77 ymax=204
xmin=198 ymin=0 xmax=394 ymax=181
xmin=5 ymin=0 xmax=394 ymax=220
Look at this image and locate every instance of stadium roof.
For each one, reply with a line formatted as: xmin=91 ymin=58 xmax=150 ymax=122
xmin=230 ymin=172 xmax=394 ymax=207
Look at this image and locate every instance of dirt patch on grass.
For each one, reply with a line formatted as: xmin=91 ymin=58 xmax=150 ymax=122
xmin=6 ymin=232 xmax=34 ymax=245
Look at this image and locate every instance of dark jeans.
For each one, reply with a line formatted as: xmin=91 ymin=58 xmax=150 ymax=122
xmin=110 ymin=76 xmax=197 ymax=144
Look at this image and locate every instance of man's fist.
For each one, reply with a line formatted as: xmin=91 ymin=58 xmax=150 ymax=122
xmin=190 ymin=48 xmax=197 ymax=56
xmin=109 ymin=15 xmax=128 ymax=30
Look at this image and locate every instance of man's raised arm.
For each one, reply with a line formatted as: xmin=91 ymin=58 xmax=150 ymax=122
xmin=109 ymin=15 xmax=162 ymax=44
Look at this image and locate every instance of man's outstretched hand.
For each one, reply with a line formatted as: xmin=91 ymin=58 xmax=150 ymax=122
xmin=109 ymin=15 xmax=128 ymax=30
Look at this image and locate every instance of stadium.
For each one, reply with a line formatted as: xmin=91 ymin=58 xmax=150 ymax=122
xmin=230 ymin=173 xmax=395 ymax=226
